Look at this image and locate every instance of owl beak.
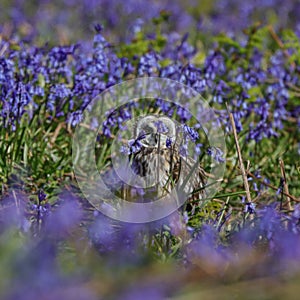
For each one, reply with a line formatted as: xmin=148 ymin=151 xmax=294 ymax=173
xmin=148 ymin=133 xmax=158 ymax=147
xmin=142 ymin=133 xmax=165 ymax=147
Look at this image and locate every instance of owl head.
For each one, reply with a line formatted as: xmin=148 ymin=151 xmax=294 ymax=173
xmin=134 ymin=115 xmax=177 ymax=148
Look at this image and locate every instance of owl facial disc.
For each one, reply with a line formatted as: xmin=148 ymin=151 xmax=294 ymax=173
xmin=135 ymin=115 xmax=176 ymax=148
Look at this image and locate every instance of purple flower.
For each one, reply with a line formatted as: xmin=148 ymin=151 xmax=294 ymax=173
xmin=179 ymin=143 xmax=188 ymax=157
xmin=138 ymin=52 xmax=161 ymax=76
xmin=38 ymin=189 xmax=47 ymax=201
xmin=44 ymin=192 xmax=83 ymax=239
xmin=207 ymin=146 xmax=225 ymax=163
xmin=244 ymin=202 xmax=256 ymax=214
xmin=182 ymin=124 xmax=199 ymax=142
xmin=128 ymin=137 xmax=143 ymax=154
xmin=94 ymin=23 xmax=103 ymax=33
xmin=176 ymin=106 xmax=192 ymax=122
xmin=166 ymin=137 xmax=173 ymax=148
xmin=186 ymin=224 xmax=231 ymax=270
xmin=154 ymin=120 xmax=168 ymax=134
xmin=88 ymin=213 xmax=148 ymax=260
xmin=0 ymin=190 xmax=28 ymax=231
xmin=67 ymin=110 xmax=83 ymax=126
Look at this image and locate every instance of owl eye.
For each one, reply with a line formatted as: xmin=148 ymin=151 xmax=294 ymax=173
xmin=142 ymin=125 xmax=155 ymax=135
xmin=136 ymin=130 xmax=146 ymax=141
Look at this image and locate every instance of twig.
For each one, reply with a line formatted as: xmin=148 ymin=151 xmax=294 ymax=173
xmin=267 ymin=25 xmax=296 ymax=68
xmin=246 ymin=171 xmax=300 ymax=203
xmin=286 ymin=82 xmax=300 ymax=93
xmin=279 ymin=159 xmax=292 ymax=210
xmin=0 ymin=41 xmax=8 ymax=56
xmin=268 ymin=25 xmax=285 ymax=49
xmin=50 ymin=122 xmax=64 ymax=144
xmin=228 ymin=109 xmax=252 ymax=204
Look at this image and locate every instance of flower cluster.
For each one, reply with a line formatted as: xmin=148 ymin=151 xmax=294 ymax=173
xmin=1 ymin=190 xmax=300 ymax=298
xmin=2 ymin=0 xmax=300 ymax=44
xmin=1 ymin=25 xmax=299 ymax=145
xmin=0 ymin=2 xmax=299 ymax=298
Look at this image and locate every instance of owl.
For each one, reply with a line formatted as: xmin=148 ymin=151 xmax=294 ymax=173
xmin=124 ymin=115 xmax=207 ymax=206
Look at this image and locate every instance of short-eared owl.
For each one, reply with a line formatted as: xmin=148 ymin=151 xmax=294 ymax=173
xmin=127 ymin=115 xmax=207 ymax=205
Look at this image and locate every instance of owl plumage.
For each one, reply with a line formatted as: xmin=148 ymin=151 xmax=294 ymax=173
xmin=101 ymin=115 xmax=207 ymax=207
xmin=126 ymin=115 xmax=207 ymax=205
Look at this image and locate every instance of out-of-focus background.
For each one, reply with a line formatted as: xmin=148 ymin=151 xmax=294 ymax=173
xmin=1 ymin=1 xmax=300 ymax=300
xmin=1 ymin=0 xmax=300 ymax=43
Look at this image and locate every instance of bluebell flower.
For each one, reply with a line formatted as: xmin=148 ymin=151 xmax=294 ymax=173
xmin=128 ymin=132 xmax=146 ymax=154
xmin=215 ymin=147 xmax=226 ymax=163
xmin=195 ymin=143 xmax=203 ymax=155
xmin=182 ymin=124 xmax=199 ymax=142
xmin=154 ymin=120 xmax=168 ymax=134
xmin=207 ymin=146 xmax=225 ymax=163
xmin=67 ymin=110 xmax=83 ymax=127
xmin=120 ymin=145 xmax=131 ymax=155
xmin=176 ymin=106 xmax=192 ymax=122
xmin=179 ymin=143 xmax=188 ymax=157
xmin=138 ymin=52 xmax=161 ymax=76
xmin=44 ymin=192 xmax=82 ymax=239
xmin=155 ymin=98 xmax=172 ymax=115
xmin=244 ymin=202 xmax=256 ymax=214
xmin=166 ymin=137 xmax=173 ymax=148
xmin=38 ymin=189 xmax=47 ymax=202
xmin=94 ymin=23 xmax=103 ymax=33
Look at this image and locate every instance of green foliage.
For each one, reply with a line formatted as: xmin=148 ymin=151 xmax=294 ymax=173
xmin=117 ymin=12 xmax=169 ymax=60
xmin=282 ymin=29 xmax=300 ymax=65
